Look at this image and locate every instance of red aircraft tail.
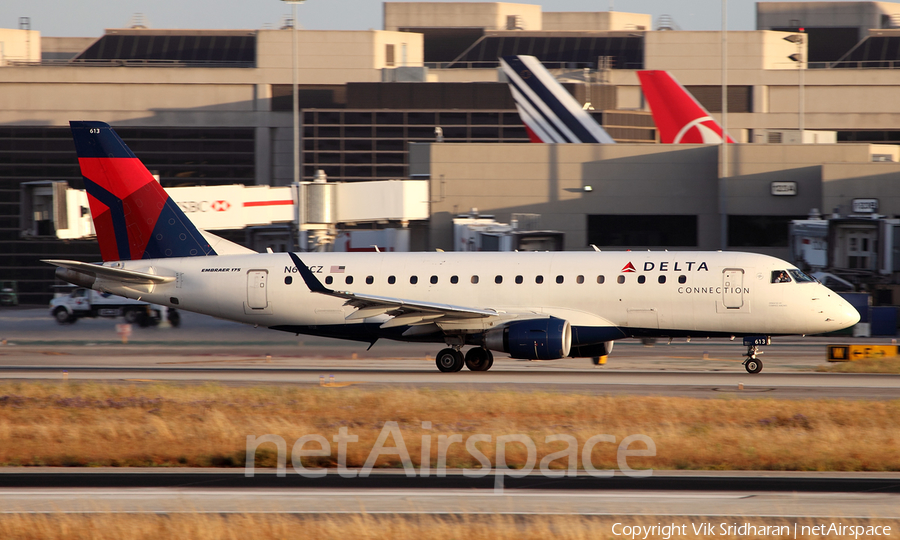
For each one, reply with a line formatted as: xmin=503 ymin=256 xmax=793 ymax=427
xmin=637 ymin=70 xmax=735 ymax=144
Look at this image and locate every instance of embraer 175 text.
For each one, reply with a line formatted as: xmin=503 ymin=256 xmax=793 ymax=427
xmin=46 ymin=122 xmax=859 ymax=374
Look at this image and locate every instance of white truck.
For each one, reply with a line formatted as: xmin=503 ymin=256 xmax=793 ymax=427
xmin=49 ymin=288 xmax=180 ymax=327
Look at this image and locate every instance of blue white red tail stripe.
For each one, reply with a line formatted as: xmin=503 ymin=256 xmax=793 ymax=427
xmin=69 ymin=121 xmax=215 ymax=262
xmin=501 ymin=55 xmax=615 ymax=144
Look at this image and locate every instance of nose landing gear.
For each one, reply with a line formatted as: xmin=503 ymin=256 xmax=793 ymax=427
xmin=741 ymin=336 xmax=770 ymax=374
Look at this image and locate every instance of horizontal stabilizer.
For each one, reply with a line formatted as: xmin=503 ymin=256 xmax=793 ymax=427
xmin=43 ymin=259 xmax=175 ymax=285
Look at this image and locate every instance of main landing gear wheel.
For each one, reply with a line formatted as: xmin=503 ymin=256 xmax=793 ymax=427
xmin=436 ymin=348 xmax=464 ymax=372
xmin=464 ymin=348 xmax=494 ymax=371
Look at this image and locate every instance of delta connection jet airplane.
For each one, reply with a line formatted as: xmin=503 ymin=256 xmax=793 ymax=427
xmin=45 ymin=122 xmax=859 ymax=374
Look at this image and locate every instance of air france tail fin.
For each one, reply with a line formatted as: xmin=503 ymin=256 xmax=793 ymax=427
xmin=500 ymin=55 xmax=615 ymax=144
xmin=636 ymin=70 xmax=735 ymax=144
xmin=69 ymin=121 xmax=215 ymax=261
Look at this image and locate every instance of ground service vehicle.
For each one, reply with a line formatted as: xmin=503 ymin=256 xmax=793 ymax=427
xmin=50 ymin=287 xmax=179 ymax=327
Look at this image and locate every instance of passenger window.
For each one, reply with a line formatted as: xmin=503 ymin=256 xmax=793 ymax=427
xmin=471 ymin=275 xmax=479 ymax=284
xmin=772 ymin=270 xmax=792 ymax=283
xmin=325 ymin=276 xmax=334 ymax=285
xmin=284 ymin=276 xmax=292 ymax=285
xmin=495 ymin=275 xmax=503 ymax=284
xmin=678 ymin=275 xmax=686 ymax=284
xmin=345 ymin=276 xmax=353 ymax=285
xmin=430 ymin=275 xmax=438 ymax=284
xmin=617 ymin=275 xmax=625 ymax=284
xmin=366 ymin=276 xmax=374 ymax=284
xmin=450 ymin=275 xmax=459 ymax=284
xmin=658 ymin=275 xmax=666 ymax=284
xmin=388 ymin=275 xmax=396 ymax=284
xmin=556 ymin=275 xmax=564 ymax=284
xmin=597 ymin=275 xmax=605 ymax=284
xmin=576 ymin=275 xmax=584 ymax=284
xmin=637 ymin=275 xmax=646 ymax=284
xmin=410 ymin=276 xmax=418 ymax=284
xmin=535 ymin=275 xmax=544 ymax=284
xmin=515 ymin=275 xmax=523 ymax=284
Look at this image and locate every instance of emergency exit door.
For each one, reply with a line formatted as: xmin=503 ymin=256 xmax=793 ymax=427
xmin=722 ymin=268 xmax=744 ymax=309
xmin=247 ymin=270 xmax=268 ymax=309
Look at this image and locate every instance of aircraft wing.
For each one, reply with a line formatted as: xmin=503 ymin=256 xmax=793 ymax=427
xmin=289 ymin=252 xmax=499 ymax=328
xmin=43 ymin=259 xmax=175 ymax=285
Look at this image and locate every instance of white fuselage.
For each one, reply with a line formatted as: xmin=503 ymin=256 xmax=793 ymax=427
xmin=91 ymin=251 xmax=859 ymax=349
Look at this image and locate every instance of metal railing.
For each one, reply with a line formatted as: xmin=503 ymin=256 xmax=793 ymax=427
xmin=4 ymin=58 xmax=255 ymax=68
xmin=808 ymin=60 xmax=900 ymax=70
xmin=425 ymin=60 xmax=641 ymax=70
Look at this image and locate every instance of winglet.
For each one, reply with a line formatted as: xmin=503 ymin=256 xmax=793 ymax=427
xmin=289 ymin=252 xmax=330 ymax=294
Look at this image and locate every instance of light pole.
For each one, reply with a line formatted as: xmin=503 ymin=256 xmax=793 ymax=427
xmin=282 ymin=0 xmax=305 ymax=187
xmin=720 ymin=0 xmax=728 ymax=250
xmin=785 ymin=33 xmax=805 ymax=141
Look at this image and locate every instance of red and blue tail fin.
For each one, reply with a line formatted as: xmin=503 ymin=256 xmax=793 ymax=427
xmin=500 ymin=55 xmax=615 ymax=144
xmin=69 ymin=121 xmax=215 ymax=262
xmin=636 ymin=70 xmax=735 ymax=144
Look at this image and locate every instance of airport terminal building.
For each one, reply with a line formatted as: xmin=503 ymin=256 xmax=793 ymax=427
xmin=3 ymin=1 xmax=900 ymax=303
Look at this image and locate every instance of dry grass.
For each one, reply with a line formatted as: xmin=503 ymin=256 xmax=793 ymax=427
xmin=818 ymin=356 xmax=900 ymax=373
xmin=0 ymin=382 xmax=898 ymax=471
xmin=0 ymin=514 xmax=895 ymax=540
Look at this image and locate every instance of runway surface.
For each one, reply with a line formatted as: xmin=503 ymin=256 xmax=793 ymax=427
xmin=1 ymin=470 xmax=899 ymax=517
xmin=2 ymin=308 xmax=900 ymax=398
xmin=3 ymin=309 xmax=900 ymax=521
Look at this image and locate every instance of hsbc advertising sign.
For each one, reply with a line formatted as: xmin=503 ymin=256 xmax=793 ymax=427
xmin=166 ymin=185 xmax=293 ymax=230
xmin=178 ymin=199 xmax=233 ymax=213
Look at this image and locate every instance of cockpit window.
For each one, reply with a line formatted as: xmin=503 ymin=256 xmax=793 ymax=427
xmin=771 ymin=270 xmax=792 ymax=283
xmin=788 ymin=269 xmax=815 ymax=283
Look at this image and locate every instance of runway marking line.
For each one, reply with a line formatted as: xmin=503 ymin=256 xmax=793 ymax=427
xmin=158 ymin=359 xmax=280 ymax=365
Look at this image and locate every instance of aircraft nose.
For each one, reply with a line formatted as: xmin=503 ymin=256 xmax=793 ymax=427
xmin=835 ymin=297 xmax=861 ymax=328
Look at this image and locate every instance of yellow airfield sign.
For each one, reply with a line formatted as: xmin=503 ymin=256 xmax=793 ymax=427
xmin=827 ymin=345 xmax=898 ymax=362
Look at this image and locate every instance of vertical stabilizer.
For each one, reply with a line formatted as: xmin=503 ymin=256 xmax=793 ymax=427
xmin=500 ymin=55 xmax=615 ymax=144
xmin=637 ymin=70 xmax=735 ymax=144
xmin=69 ymin=121 xmax=215 ymax=261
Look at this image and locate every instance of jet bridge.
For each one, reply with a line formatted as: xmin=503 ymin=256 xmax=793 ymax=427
xmin=20 ymin=179 xmax=430 ymax=251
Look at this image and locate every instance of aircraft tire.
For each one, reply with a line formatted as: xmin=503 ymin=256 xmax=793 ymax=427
xmin=464 ymin=348 xmax=493 ymax=371
xmin=436 ymin=348 xmax=464 ymax=372
xmin=745 ymin=358 xmax=763 ymax=374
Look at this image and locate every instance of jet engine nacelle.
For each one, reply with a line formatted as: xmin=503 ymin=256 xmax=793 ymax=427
xmin=484 ymin=317 xmax=572 ymax=360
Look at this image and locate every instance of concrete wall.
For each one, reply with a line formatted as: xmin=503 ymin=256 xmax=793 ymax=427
xmin=413 ymin=142 xmax=721 ymax=251
xmin=0 ymin=29 xmax=41 ymax=64
xmin=757 ymin=1 xmax=900 ymax=30
xmin=256 ymin=29 xmax=424 ymax=83
xmin=384 ymin=2 xmax=542 ymax=31
xmin=822 ymin=162 xmax=900 ymax=216
xmin=412 ymin=141 xmax=892 ymax=257
xmin=39 ymin=36 xmax=95 ymax=60
xmin=645 ymin=31 xmax=806 ymax=75
xmin=542 ymin=12 xmax=651 ymax=31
